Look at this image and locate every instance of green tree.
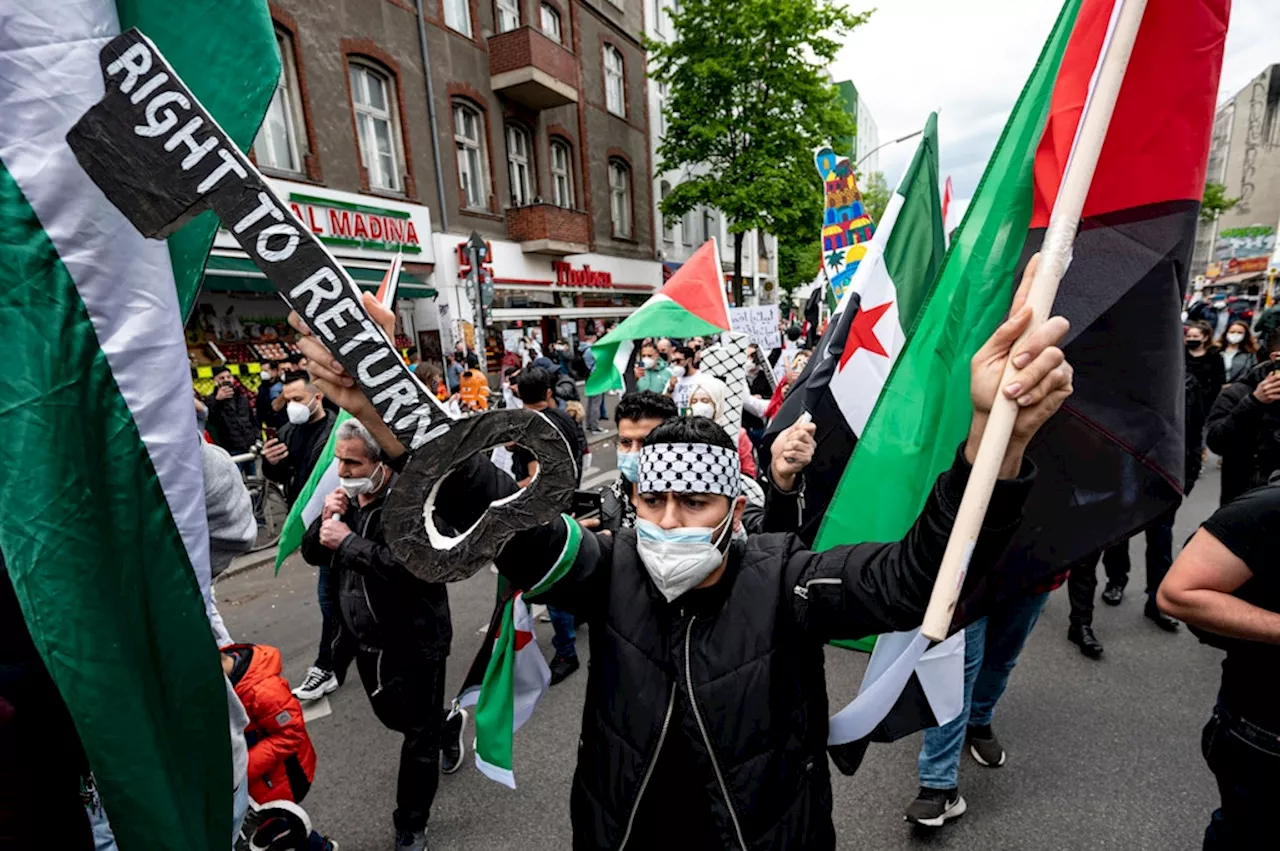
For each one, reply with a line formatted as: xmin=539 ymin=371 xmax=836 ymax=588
xmin=649 ymin=0 xmax=871 ymax=305
xmin=859 ymin=170 xmax=891 ymax=225
xmin=1201 ymin=181 xmax=1239 ymax=223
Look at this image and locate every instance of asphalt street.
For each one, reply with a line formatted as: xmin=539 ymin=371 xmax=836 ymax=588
xmin=219 ymin=441 xmax=1228 ymax=851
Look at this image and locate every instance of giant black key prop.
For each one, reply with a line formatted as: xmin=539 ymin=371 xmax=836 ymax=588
xmin=67 ymin=29 xmax=574 ymax=581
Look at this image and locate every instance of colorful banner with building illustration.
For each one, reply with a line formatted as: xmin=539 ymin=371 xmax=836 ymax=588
xmin=815 ymin=147 xmax=876 ymax=308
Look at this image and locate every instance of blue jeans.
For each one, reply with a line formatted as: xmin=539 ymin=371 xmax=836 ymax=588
xmin=918 ymin=591 xmax=1049 ymax=789
xmin=548 ymin=606 xmax=577 ymax=659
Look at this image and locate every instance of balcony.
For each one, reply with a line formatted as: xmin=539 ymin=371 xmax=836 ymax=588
xmin=488 ymin=27 xmax=579 ymax=110
xmin=506 ymin=203 xmax=590 ymax=255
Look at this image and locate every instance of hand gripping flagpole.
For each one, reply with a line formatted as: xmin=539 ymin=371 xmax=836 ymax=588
xmin=920 ymin=0 xmax=1148 ymax=641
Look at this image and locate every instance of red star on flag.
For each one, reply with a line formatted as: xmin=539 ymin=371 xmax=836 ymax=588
xmin=838 ymin=301 xmax=893 ymax=370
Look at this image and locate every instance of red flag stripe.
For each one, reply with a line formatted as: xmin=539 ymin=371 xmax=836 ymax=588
xmin=659 ymin=239 xmax=731 ymax=329
xmin=1032 ymin=0 xmax=1229 ymax=228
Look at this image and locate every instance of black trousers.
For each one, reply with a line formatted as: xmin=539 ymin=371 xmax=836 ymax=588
xmin=1201 ymin=704 xmax=1280 ymax=850
xmin=356 ymin=650 xmax=446 ymax=834
xmin=1068 ymin=504 xmax=1177 ymax=625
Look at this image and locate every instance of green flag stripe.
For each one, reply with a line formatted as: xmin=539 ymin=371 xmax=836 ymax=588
xmin=275 ymin=411 xmax=351 ymax=572
xmin=817 ymin=0 xmax=1082 ymax=549
xmin=475 ymin=602 xmax=517 ymax=775
xmin=882 ymin=114 xmax=945 ymax=333
xmin=528 ymin=515 xmax=583 ymax=596
xmin=0 ymin=161 xmax=229 ymax=850
xmin=585 ymin=297 xmax=728 ymax=395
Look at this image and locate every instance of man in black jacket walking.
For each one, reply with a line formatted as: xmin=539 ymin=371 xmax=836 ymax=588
xmin=300 ymin=419 xmax=461 ymax=851
xmin=288 ymin=267 xmax=1073 ymax=850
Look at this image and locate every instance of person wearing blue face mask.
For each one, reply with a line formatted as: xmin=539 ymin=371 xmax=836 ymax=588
xmin=600 ymin=391 xmax=678 ymax=535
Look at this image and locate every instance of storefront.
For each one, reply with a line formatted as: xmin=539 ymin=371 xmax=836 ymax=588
xmin=188 ymin=177 xmax=437 ymax=396
xmin=432 ymin=233 xmax=662 ymax=370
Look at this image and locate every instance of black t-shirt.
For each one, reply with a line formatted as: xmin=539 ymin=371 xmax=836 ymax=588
xmin=1199 ymin=485 xmax=1280 ymax=727
xmin=511 ymin=405 xmax=586 ymax=485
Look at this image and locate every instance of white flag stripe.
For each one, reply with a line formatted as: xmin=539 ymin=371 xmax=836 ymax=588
xmin=300 ymin=462 xmax=342 ymax=528
xmin=0 ymin=2 xmax=212 ymax=596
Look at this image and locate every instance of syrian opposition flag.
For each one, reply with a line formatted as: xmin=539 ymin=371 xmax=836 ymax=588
xmin=0 ymin=2 xmax=277 ymax=849
xmin=821 ymin=0 xmax=1227 ymax=763
xmin=275 ymin=257 xmax=404 ymax=570
xmin=584 ymin=239 xmax=731 ymax=395
xmin=455 ymin=518 xmax=582 ymax=787
xmin=762 ymin=114 xmax=946 ymax=546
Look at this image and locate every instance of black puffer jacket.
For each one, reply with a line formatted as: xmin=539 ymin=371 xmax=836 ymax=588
xmin=300 ymin=483 xmax=451 ymax=659
xmin=1205 ymin=364 xmax=1280 ymax=503
xmin=494 ymin=450 xmax=1034 ymax=850
xmin=205 ymin=390 xmax=258 ymax=453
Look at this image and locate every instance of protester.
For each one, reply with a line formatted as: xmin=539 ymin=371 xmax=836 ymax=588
xmin=220 ymin=643 xmax=319 ymax=806
xmin=414 ymin=361 xmax=449 ymax=402
xmin=1157 ymin=485 xmax=1280 ymax=850
xmin=687 ymin=373 xmax=758 ymax=478
xmin=264 ymin=374 xmax=337 ymax=507
xmin=206 ymin=365 xmax=259 ymax=457
xmin=1205 ymin=328 xmax=1280 ymax=505
xmin=257 ymin=360 xmax=287 ymax=431
xmin=665 ymin=344 xmax=701 ymax=410
xmin=299 ymin=420 xmax=464 ymax=851
xmin=446 ymin=351 xmax=465 ymax=394
xmin=1218 ymin=320 xmax=1259 ymax=384
xmin=1065 ymin=349 xmax=1208 ymax=656
xmin=741 ymin=343 xmax=773 ymax=442
xmin=601 ymin=390 xmax=678 ymax=534
xmin=288 ymin=282 xmax=1074 ymax=847
xmin=764 ymin=349 xmax=811 ymax=421
xmin=1185 ymin=320 xmax=1226 ymax=406
xmin=578 ymin=331 xmax=607 ymax=434
xmin=513 ymin=367 xmax=588 ymax=685
xmin=656 ymin=337 xmax=673 ymax=363
xmin=633 ymin=340 xmax=672 ymax=394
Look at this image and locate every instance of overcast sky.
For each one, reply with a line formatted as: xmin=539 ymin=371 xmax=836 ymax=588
xmin=830 ymin=0 xmax=1280 ymax=200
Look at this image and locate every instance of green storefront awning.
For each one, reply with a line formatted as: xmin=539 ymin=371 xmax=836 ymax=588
xmin=203 ymin=254 xmax=437 ymax=299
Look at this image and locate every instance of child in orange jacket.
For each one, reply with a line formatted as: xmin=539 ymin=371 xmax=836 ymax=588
xmin=221 ymin=643 xmax=318 ymax=805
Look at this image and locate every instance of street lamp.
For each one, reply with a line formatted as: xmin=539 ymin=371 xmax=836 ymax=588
xmin=856 ymin=128 xmax=924 ymax=169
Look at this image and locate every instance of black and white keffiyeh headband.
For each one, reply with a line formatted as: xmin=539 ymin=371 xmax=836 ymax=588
xmin=638 ymin=442 xmax=741 ymax=497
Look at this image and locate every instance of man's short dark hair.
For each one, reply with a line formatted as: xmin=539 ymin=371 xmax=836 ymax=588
xmin=786 ymin=325 xmax=802 ymax=342
xmin=407 ymin=347 xmax=418 ymax=358
xmin=1265 ymin=326 xmax=1280 ymax=356
xmin=675 ymin=345 xmax=696 ymax=361
xmin=211 ymin=365 xmax=230 ymax=377
xmin=644 ymin=415 xmax=734 ymax=453
xmin=516 ymin=366 xmax=556 ymax=404
xmin=264 ymin=359 xmax=281 ymax=370
xmin=616 ymin=391 xmax=677 ymax=425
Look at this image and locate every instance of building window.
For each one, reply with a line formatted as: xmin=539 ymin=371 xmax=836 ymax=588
xmin=496 ymin=0 xmax=520 ymax=33
xmin=550 ymin=139 xmax=574 ymax=208
xmin=652 ymin=0 xmax=664 ymax=35
xmin=682 ymin=207 xmax=696 ymax=246
xmin=609 ymin=159 xmax=632 ymax=238
xmin=454 ymin=102 xmax=489 ymax=210
xmin=540 ymin=4 xmax=562 ymax=43
xmin=254 ymin=30 xmax=305 ymax=174
xmin=660 ymin=180 xmax=674 ymax=244
xmin=349 ymin=63 xmax=402 ymax=192
xmin=444 ymin=0 xmax=472 ymax=36
xmin=506 ymin=125 xmax=533 ymax=207
xmin=656 ymin=81 xmax=668 ymax=137
xmin=603 ymin=45 xmax=625 ymax=117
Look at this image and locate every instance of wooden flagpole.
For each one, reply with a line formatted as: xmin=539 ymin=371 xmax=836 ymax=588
xmin=921 ymin=0 xmax=1149 ymax=641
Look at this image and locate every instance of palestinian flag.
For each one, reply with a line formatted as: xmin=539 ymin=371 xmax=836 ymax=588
xmin=456 ymin=518 xmax=582 ymax=787
xmin=0 ymin=2 xmax=277 ymax=849
xmin=822 ymin=0 xmax=1227 ymax=762
xmin=275 ymin=258 xmax=402 ymax=570
xmin=762 ymin=114 xmax=945 ymax=547
xmin=584 ymin=239 xmax=730 ymax=395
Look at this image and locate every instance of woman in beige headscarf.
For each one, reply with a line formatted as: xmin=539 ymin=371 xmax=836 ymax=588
xmin=687 ymin=373 xmax=758 ymax=479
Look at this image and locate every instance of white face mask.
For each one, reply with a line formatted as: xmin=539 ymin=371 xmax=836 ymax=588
xmin=670 ymin=365 xmax=686 ymax=379
xmin=1227 ymin=331 xmax=1245 ymax=345
xmin=286 ymin=400 xmax=312 ymax=425
xmin=635 ymin=509 xmax=733 ymax=602
xmin=642 ymin=356 xmax=657 ymax=369
xmin=340 ymin=464 xmax=386 ymax=498
xmin=690 ymin=402 xmax=716 ymax=420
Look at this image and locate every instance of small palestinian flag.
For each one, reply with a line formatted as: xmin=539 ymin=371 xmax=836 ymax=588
xmin=584 ymin=239 xmax=731 ymax=395
xmin=457 ymin=517 xmax=582 ymax=787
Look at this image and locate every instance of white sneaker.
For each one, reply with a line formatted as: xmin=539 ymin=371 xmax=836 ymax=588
xmin=292 ymin=666 xmax=338 ymax=701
